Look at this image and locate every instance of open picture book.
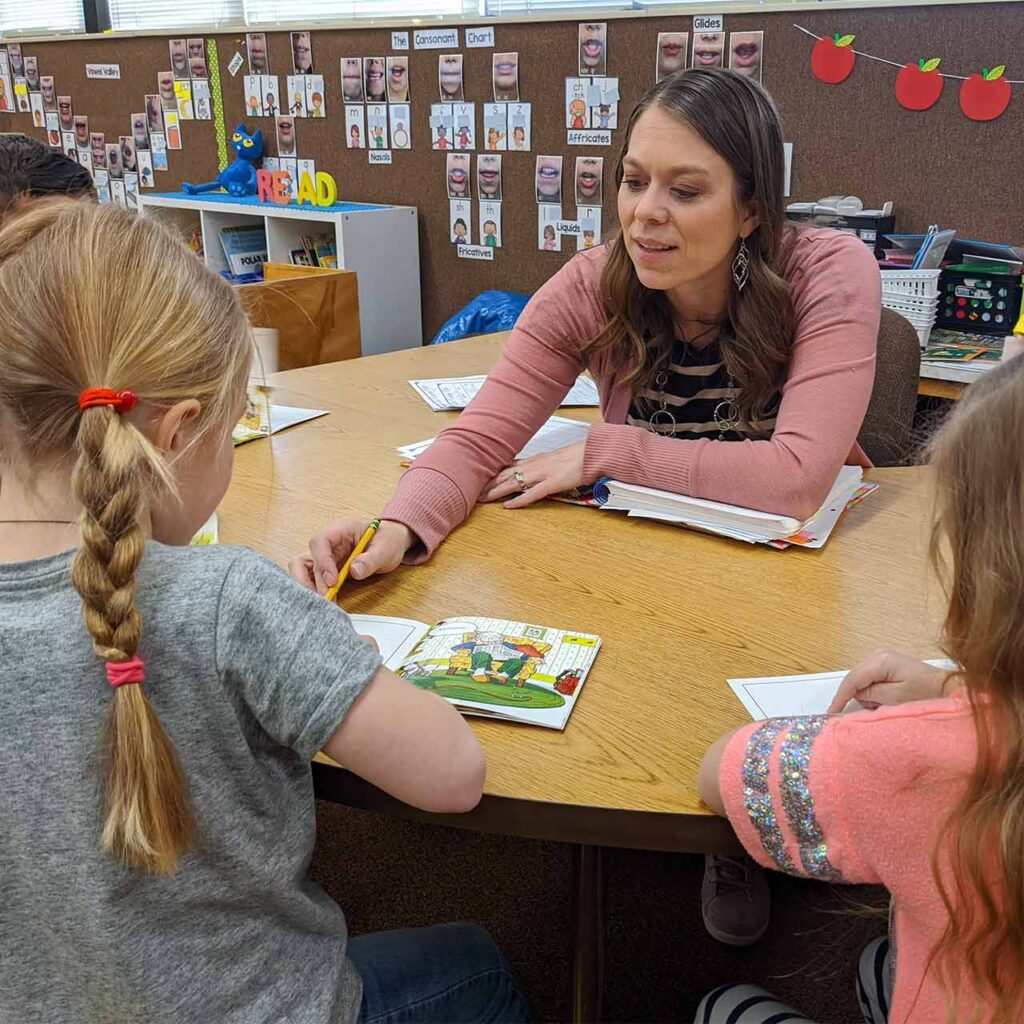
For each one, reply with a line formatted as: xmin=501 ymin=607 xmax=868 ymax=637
xmin=349 ymin=614 xmax=601 ymax=730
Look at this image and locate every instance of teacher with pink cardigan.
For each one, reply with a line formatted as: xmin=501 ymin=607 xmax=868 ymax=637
xmin=292 ymin=68 xmax=881 ymax=948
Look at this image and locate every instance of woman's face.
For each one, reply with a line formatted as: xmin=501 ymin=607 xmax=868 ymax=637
xmin=730 ymin=32 xmax=762 ymax=78
xmin=365 ymin=59 xmax=385 ymax=100
xmin=493 ymin=53 xmax=518 ymax=92
xmin=292 ymin=33 xmax=312 ymax=73
xmin=342 ymin=58 xmax=363 ymax=100
xmin=447 ymin=154 xmax=469 ymax=197
xmin=387 ymin=57 xmax=408 ymax=100
xmin=536 ymin=156 xmax=562 ymax=202
xmin=170 ymin=39 xmax=188 ymax=75
xmin=692 ymin=33 xmax=724 ymax=68
xmin=618 ymin=106 xmax=757 ymax=299
xmin=657 ymin=33 xmax=688 ymax=77
xmin=576 ymin=157 xmax=602 ymax=201
xmin=439 ymin=55 xmax=462 ymax=98
xmin=478 ymin=154 xmax=501 ymax=197
xmin=188 ymin=38 xmax=204 ymax=59
xmin=579 ymin=23 xmax=606 ymax=73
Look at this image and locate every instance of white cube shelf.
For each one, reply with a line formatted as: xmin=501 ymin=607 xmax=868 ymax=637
xmin=138 ymin=191 xmax=422 ymax=356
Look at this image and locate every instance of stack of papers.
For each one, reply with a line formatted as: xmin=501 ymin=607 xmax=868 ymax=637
xmin=593 ymin=465 xmax=870 ymax=548
xmin=397 ymin=414 xmax=590 ymax=462
xmin=409 ymin=374 xmax=599 ymax=412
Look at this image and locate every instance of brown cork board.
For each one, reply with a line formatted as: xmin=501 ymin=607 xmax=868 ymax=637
xmin=2 ymin=4 xmax=1022 ymax=341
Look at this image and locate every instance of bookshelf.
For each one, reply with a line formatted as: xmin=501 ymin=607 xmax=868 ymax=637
xmin=137 ymin=192 xmax=422 ymax=355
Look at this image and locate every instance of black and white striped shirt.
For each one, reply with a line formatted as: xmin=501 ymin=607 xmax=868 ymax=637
xmin=628 ymin=338 xmax=780 ymax=441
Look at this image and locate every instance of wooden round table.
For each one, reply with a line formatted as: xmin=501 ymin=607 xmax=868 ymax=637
xmin=220 ymin=334 xmax=943 ymax=1020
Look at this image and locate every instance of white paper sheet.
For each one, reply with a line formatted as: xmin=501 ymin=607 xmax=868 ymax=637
xmin=409 ymin=373 xmax=598 ymax=411
xmin=397 ymin=414 xmax=590 ymax=461
xmin=347 ymin=614 xmax=426 ymax=669
xmin=727 ymin=659 xmax=956 ymax=720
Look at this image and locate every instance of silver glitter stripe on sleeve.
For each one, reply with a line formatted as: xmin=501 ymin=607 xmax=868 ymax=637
xmin=740 ymin=718 xmax=797 ymax=873
xmin=778 ymin=716 xmax=844 ymax=882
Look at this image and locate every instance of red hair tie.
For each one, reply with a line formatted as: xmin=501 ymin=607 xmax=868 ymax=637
xmin=105 ymin=655 xmax=146 ymax=688
xmin=79 ymin=388 xmax=138 ymax=414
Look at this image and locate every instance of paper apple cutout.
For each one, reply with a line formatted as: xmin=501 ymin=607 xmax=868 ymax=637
xmin=811 ymin=33 xmax=856 ymax=84
xmin=895 ymin=58 xmax=944 ymax=110
xmin=959 ymin=66 xmax=1011 ymax=121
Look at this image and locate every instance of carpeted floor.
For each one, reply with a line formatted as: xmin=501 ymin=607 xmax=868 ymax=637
xmin=310 ymin=801 xmax=887 ymax=1023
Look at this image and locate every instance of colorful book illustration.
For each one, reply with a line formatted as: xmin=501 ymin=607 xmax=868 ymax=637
xmin=409 ymin=374 xmax=599 ymax=411
xmin=349 ymin=614 xmax=601 ymax=730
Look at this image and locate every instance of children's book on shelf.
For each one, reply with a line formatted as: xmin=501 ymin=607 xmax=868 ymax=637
xmin=288 ymin=232 xmax=337 ymax=269
xmin=409 ymin=374 xmax=599 ymax=412
xmin=350 ymin=614 xmax=601 ymax=730
xmin=219 ymin=224 xmax=268 ymax=282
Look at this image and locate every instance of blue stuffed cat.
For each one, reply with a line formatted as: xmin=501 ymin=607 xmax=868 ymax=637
xmin=182 ymin=125 xmax=263 ymax=197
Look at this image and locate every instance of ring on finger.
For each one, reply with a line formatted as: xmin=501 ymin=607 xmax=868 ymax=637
xmin=513 ymin=469 xmax=528 ymax=492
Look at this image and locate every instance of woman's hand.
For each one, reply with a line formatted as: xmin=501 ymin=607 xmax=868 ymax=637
xmin=827 ymin=649 xmax=957 ymax=714
xmin=289 ymin=518 xmax=414 ymax=594
xmin=478 ymin=441 xmax=589 ymax=509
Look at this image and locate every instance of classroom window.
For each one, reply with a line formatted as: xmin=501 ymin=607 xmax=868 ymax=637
xmin=0 ymin=0 xmax=85 ymax=32
xmin=242 ymin=0 xmax=478 ymax=23
xmin=107 ymin=0 xmax=245 ymax=30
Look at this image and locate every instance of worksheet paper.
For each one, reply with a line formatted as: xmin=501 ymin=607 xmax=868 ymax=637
xmin=409 ymin=373 xmax=599 ymax=411
xmin=397 ymin=414 xmax=589 ymax=461
xmin=727 ymin=660 xmax=955 ymax=720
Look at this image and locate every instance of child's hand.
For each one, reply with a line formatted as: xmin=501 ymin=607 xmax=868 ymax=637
xmin=479 ymin=441 xmax=589 ymax=509
xmin=827 ymin=649 xmax=957 ymax=714
xmin=291 ymin=518 xmax=413 ymax=594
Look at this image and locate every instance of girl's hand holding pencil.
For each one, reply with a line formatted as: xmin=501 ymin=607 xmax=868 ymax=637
xmin=289 ymin=517 xmax=414 ymax=596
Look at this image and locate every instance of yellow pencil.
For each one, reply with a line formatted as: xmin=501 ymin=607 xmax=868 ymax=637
xmin=325 ymin=518 xmax=380 ymax=603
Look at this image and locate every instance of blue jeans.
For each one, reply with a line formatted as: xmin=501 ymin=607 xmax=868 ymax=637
xmin=348 ymin=922 xmax=535 ymax=1024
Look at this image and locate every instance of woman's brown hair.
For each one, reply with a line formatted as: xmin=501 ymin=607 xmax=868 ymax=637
xmin=583 ymin=67 xmax=794 ymax=435
xmin=0 ymin=201 xmax=252 ymax=874
xmin=926 ymin=354 xmax=1024 ymax=1020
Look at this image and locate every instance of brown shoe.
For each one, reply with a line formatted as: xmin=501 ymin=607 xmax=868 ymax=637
xmin=701 ymin=854 xmax=770 ymax=946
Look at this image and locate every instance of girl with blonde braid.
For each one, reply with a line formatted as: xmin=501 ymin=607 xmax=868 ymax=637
xmin=0 ymin=201 xmax=531 ymax=1024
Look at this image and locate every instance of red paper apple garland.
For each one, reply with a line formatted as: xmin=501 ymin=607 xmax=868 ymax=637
xmin=895 ymin=58 xmax=944 ymax=110
xmin=811 ymin=33 xmax=856 ymax=84
xmin=800 ymin=24 xmax=1018 ymax=122
xmin=959 ymin=66 xmax=1011 ymax=121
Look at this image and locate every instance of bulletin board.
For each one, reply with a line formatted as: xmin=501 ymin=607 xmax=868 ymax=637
xmin=1 ymin=2 xmax=1022 ymax=341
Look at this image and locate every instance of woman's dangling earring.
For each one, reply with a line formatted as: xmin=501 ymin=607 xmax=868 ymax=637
xmin=732 ymin=237 xmax=750 ymax=292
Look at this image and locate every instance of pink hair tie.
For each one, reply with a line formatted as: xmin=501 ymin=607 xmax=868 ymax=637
xmin=105 ymin=655 xmax=146 ymax=688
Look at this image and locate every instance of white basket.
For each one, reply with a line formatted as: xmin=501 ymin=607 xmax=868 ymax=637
xmin=880 ymin=269 xmax=942 ymax=299
xmin=882 ymin=295 xmax=940 ymax=316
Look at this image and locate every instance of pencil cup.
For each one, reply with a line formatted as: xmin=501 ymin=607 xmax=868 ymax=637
xmin=251 ymin=327 xmax=279 ymax=381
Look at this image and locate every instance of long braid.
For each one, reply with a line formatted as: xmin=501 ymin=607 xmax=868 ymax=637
xmin=71 ymin=400 xmax=194 ymax=875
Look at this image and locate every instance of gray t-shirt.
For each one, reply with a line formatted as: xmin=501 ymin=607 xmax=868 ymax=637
xmin=0 ymin=542 xmax=382 ymax=1024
